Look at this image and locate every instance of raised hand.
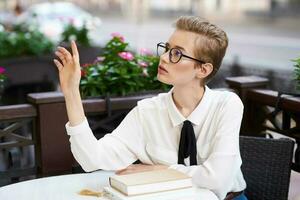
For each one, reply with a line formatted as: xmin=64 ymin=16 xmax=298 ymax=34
xmin=54 ymin=41 xmax=81 ymax=95
xmin=53 ymin=41 xmax=85 ymax=126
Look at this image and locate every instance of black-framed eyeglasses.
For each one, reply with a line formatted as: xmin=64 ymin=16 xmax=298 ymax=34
xmin=156 ymin=42 xmax=206 ymax=64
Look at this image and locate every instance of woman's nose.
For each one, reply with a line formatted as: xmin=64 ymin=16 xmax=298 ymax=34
xmin=160 ymin=51 xmax=169 ymax=64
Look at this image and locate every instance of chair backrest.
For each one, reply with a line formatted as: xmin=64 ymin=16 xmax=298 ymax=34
xmin=240 ymin=136 xmax=294 ymax=200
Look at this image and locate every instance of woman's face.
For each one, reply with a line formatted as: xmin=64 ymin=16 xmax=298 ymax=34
xmin=157 ymin=29 xmax=203 ymax=87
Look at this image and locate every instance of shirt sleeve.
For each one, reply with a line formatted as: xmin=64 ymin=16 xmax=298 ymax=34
xmin=65 ymin=107 xmax=144 ymax=172
xmin=169 ymin=94 xmax=244 ymax=200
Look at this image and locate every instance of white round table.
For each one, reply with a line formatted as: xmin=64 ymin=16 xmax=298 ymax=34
xmin=0 ymin=171 xmax=218 ymax=200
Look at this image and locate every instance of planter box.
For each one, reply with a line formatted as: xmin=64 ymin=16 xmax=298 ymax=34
xmin=0 ymin=46 xmax=102 ymax=105
xmin=77 ymin=46 xmax=102 ymax=64
xmin=0 ymin=55 xmax=57 ymax=88
xmin=0 ymin=55 xmax=57 ymax=105
xmin=0 ymin=46 xmax=102 ymax=87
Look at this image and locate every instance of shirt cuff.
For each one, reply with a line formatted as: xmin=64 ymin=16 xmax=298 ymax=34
xmin=65 ymin=117 xmax=90 ymax=136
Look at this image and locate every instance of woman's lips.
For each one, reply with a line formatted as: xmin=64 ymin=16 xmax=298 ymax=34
xmin=158 ymin=65 xmax=168 ymax=74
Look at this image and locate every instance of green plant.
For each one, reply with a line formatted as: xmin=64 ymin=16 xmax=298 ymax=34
xmin=293 ymin=56 xmax=300 ymax=91
xmin=61 ymin=23 xmax=91 ymax=47
xmin=80 ymin=33 xmax=169 ymax=98
xmin=0 ymin=26 xmax=54 ymax=59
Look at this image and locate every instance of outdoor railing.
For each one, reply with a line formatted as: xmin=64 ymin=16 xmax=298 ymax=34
xmin=0 ymin=75 xmax=299 ymax=185
xmin=1 ymin=92 xmax=157 ymax=184
xmin=0 ymin=104 xmax=38 ymax=186
xmin=226 ymin=76 xmax=300 ymax=172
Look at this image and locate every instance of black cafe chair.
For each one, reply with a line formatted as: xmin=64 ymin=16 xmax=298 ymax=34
xmin=240 ymin=136 xmax=294 ymax=200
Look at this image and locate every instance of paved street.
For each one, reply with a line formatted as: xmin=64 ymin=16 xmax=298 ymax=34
xmin=92 ymin=15 xmax=300 ymax=71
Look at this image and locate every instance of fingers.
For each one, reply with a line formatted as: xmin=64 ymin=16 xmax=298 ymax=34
xmin=55 ymin=43 xmax=80 ymax=70
xmin=55 ymin=51 xmax=67 ymax=65
xmin=57 ymin=46 xmax=73 ymax=63
xmin=71 ymin=40 xmax=80 ymax=63
xmin=115 ymin=165 xmax=133 ymax=175
xmin=115 ymin=166 xmax=129 ymax=174
xmin=115 ymin=170 xmax=124 ymax=175
xmin=53 ymin=59 xmax=63 ymax=71
xmin=116 ymin=170 xmax=127 ymax=175
xmin=116 ymin=169 xmax=133 ymax=175
xmin=115 ymin=164 xmax=151 ymax=175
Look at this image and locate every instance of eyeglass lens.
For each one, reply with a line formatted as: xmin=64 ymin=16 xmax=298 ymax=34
xmin=157 ymin=44 xmax=182 ymax=63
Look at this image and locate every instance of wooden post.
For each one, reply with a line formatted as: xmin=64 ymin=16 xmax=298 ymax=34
xmin=27 ymin=92 xmax=73 ymax=176
xmin=226 ymin=76 xmax=269 ymax=102
xmin=226 ymin=76 xmax=269 ymax=136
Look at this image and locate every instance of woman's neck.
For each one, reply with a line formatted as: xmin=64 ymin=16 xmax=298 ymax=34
xmin=172 ymin=85 xmax=205 ymax=118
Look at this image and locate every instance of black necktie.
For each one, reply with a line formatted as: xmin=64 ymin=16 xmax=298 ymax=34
xmin=178 ymin=120 xmax=197 ymax=165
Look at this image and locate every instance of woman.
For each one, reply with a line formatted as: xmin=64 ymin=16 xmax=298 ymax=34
xmin=54 ymin=16 xmax=247 ymax=200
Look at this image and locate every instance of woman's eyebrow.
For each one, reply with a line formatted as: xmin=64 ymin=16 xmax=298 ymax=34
xmin=174 ymin=45 xmax=185 ymax=51
xmin=166 ymin=42 xmax=186 ymax=51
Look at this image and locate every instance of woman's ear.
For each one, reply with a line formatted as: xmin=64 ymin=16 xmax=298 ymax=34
xmin=196 ymin=63 xmax=213 ymax=79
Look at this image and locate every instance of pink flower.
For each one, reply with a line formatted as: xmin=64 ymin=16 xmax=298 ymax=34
xmin=111 ymin=32 xmax=125 ymax=42
xmin=140 ymin=48 xmax=152 ymax=56
xmin=118 ymin=52 xmax=134 ymax=61
xmin=0 ymin=67 xmax=5 ymax=74
xmin=138 ymin=61 xmax=148 ymax=68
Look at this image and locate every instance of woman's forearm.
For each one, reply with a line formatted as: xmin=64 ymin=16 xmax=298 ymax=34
xmin=64 ymin=90 xmax=85 ymax=127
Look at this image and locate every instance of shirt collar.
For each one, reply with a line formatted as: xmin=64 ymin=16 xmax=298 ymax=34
xmin=167 ymin=86 xmax=212 ymax=127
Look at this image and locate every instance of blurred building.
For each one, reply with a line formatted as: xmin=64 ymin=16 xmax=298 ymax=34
xmin=1 ymin=0 xmax=300 ymax=93
xmin=1 ymin=0 xmax=300 ymax=21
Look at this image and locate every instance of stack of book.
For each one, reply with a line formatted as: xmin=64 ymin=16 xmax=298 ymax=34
xmin=103 ymin=169 xmax=194 ymax=200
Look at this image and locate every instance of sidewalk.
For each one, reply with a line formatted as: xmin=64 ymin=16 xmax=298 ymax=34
xmin=91 ymin=14 xmax=300 ymax=71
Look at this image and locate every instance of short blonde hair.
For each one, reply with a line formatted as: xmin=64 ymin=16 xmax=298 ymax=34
xmin=175 ymin=16 xmax=228 ymax=81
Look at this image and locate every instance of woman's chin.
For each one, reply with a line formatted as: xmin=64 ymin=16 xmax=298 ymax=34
xmin=157 ymin=74 xmax=172 ymax=85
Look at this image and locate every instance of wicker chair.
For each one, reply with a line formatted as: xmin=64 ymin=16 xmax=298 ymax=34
xmin=240 ymin=136 xmax=295 ymax=200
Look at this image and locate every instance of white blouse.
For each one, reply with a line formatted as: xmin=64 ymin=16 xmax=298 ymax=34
xmin=65 ymin=86 xmax=246 ymax=199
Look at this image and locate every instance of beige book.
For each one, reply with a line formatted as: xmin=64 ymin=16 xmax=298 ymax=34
xmin=109 ymin=169 xmax=192 ymax=196
xmin=103 ymin=186 xmax=196 ymax=200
